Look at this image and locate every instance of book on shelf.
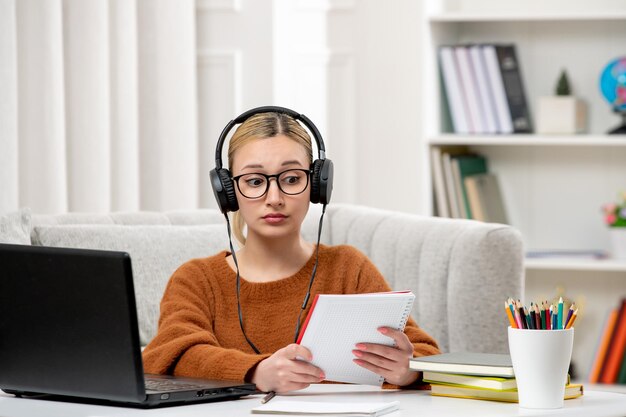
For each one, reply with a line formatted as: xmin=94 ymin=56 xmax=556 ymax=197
xmin=296 ymin=291 xmax=415 ymax=386
xmin=452 ymin=154 xmax=488 ymax=219
xmin=409 ymin=352 xmax=514 ymax=378
xmin=464 ymin=173 xmax=508 ymax=224
xmin=423 ymin=371 xmax=517 ymax=391
xmin=429 ymin=383 xmax=584 ymax=403
xmin=468 ymin=45 xmax=498 ymax=134
xmin=439 ymin=46 xmax=470 ymax=134
xmin=454 ymin=46 xmax=483 ymax=133
xmin=589 ymin=308 xmax=619 ymax=383
xmin=487 ymin=44 xmax=532 ymax=133
xmin=430 ymin=146 xmax=467 ymax=218
xmin=599 ymin=298 xmax=626 ymax=384
xmin=439 ymin=43 xmax=531 ymax=134
xmin=442 ymin=152 xmax=463 ymax=218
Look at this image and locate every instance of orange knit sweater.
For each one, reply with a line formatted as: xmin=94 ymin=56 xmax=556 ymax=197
xmin=142 ymin=244 xmax=440 ymax=384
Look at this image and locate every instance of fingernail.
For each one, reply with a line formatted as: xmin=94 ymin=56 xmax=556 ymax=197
xmin=320 ymin=373 xmax=325 ymax=379
xmin=355 ymin=343 xmax=366 ymax=350
xmin=353 ymin=350 xmax=363 ymax=357
xmin=378 ymin=327 xmax=388 ymax=334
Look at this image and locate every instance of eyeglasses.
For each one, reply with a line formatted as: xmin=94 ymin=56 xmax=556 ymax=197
xmin=232 ymin=168 xmax=311 ymax=199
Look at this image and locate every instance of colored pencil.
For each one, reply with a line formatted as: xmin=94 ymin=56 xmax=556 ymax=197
xmin=558 ymin=297 xmax=564 ymax=329
xmin=505 ymin=301 xmax=517 ymax=328
xmin=564 ymin=303 xmax=575 ymax=329
xmin=565 ymin=309 xmax=578 ymax=329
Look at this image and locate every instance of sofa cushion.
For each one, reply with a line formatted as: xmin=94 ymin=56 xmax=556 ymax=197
xmin=0 ymin=208 xmax=31 ymax=244
xmin=31 ymin=224 xmax=230 ymax=346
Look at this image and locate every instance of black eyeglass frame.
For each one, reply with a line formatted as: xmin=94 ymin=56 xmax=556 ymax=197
xmin=231 ymin=168 xmax=312 ymax=199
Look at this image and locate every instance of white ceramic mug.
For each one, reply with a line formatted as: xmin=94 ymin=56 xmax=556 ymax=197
xmin=508 ymin=327 xmax=574 ymax=409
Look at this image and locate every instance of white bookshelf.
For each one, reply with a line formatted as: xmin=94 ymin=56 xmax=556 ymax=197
xmin=420 ymin=0 xmax=626 ymax=381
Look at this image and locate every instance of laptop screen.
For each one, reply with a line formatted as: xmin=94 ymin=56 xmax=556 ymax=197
xmin=0 ymin=244 xmax=148 ymax=403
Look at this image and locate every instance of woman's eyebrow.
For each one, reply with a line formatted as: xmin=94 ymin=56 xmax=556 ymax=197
xmin=281 ymin=160 xmax=303 ymax=167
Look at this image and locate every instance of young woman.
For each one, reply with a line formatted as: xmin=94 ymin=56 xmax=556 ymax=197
xmin=142 ymin=109 xmax=440 ymax=394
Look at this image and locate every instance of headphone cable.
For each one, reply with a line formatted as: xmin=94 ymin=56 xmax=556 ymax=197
xmin=225 ymin=204 xmax=327 ymax=355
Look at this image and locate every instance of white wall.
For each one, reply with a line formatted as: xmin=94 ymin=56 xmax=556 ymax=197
xmin=197 ymin=0 xmax=425 ymax=214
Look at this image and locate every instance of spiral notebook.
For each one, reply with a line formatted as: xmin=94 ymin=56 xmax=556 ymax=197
xmin=296 ymin=291 xmax=415 ymax=385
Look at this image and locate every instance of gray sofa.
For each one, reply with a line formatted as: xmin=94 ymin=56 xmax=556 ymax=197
xmin=1 ymin=204 xmax=523 ymax=354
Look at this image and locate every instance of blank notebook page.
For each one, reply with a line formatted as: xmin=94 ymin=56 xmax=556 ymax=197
xmin=297 ymin=291 xmax=415 ymax=385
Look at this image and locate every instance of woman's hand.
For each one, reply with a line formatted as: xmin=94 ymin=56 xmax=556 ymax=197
xmin=252 ymin=344 xmax=325 ymax=393
xmin=352 ymin=327 xmax=419 ymax=386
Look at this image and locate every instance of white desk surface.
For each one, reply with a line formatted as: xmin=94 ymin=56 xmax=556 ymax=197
xmin=1 ymin=384 xmax=626 ymax=417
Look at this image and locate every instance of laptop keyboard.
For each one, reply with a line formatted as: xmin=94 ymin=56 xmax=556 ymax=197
xmin=145 ymin=378 xmax=212 ymax=392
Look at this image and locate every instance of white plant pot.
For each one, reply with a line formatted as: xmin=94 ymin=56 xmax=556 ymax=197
xmin=609 ymin=228 xmax=626 ymax=260
xmin=535 ymin=96 xmax=587 ymax=134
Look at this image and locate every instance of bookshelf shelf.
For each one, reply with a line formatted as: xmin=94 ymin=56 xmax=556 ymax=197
xmin=428 ymin=135 xmax=626 ymax=147
xmin=525 ymin=258 xmax=626 ymax=272
xmin=428 ymin=12 xmax=626 ymax=23
xmin=420 ymin=0 xmax=626 ymax=380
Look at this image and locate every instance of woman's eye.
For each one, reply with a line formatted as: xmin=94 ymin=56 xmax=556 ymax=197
xmin=283 ymin=176 xmax=300 ymax=184
xmin=245 ymin=177 xmax=265 ymax=187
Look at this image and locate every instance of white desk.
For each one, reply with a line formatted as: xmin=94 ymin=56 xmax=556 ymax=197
xmin=1 ymin=384 xmax=626 ymax=417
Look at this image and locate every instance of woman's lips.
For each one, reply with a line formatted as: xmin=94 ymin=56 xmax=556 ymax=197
xmin=263 ymin=214 xmax=287 ymax=224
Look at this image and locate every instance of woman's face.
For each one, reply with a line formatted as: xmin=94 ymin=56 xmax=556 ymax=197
xmin=231 ymin=134 xmax=311 ymax=242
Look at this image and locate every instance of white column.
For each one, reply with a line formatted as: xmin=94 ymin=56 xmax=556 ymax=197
xmin=0 ymin=0 xmax=18 ymax=212
xmin=16 ymin=0 xmax=68 ymax=214
xmin=110 ymin=0 xmax=140 ymax=211
xmin=63 ymin=0 xmax=111 ymax=212
xmin=137 ymin=0 xmax=198 ymax=211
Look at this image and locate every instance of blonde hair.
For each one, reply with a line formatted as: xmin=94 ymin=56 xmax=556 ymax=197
xmin=228 ymin=112 xmax=313 ymax=246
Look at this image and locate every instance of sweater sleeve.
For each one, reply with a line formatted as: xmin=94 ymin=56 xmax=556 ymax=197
xmin=141 ymin=261 xmax=270 ymax=381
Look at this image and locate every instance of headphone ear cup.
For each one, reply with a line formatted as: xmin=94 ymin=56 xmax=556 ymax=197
xmin=310 ymin=159 xmax=333 ymax=205
xmin=210 ymin=168 xmax=239 ymax=213
xmin=310 ymin=160 xmax=323 ymax=204
xmin=219 ymin=169 xmax=239 ymax=212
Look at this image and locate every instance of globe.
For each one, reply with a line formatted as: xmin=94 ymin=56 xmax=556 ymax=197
xmin=599 ymin=56 xmax=626 ymax=134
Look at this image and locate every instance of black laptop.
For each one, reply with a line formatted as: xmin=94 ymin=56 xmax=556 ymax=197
xmin=0 ymin=243 xmax=257 ymax=407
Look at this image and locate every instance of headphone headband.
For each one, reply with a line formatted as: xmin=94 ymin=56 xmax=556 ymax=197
xmin=210 ymin=105 xmax=333 ymax=213
xmin=214 ymin=106 xmax=326 ymax=170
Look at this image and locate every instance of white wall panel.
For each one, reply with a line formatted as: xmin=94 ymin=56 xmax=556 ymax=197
xmin=63 ymin=0 xmax=111 ymax=212
xmin=197 ymin=50 xmax=242 ymax=208
xmin=16 ymin=0 xmax=68 ymax=214
xmin=0 ymin=0 xmax=18 ymax=212
xmin=110 ymin=0 xmax=140 ymax=211
xmin=137 ymin=0 xmax=198 ymax=211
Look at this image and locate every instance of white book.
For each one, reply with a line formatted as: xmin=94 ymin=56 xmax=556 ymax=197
xmin=430 ymin=147 xmax=449 ymax=218
xmin=482 ymin=45 xmax=513 ymax=134
xmin=451 ymin=158 xmax=469 ymax=219
xmin=439 ymin=46 xmax=470 ymax=134
xmin=252 ymin=400 xmax=400 ymax=416
xmin=297 ymin=291 xmax=415 ymax=386
xmin=469 ymin=45 xmax=498 ymax=134
xmin=442 ymin=152 xmax=462 ymax=218
xmin=454 ymin=46 xmax=483 ymax=133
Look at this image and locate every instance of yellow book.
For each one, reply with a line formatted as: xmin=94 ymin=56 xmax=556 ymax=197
xmin=423 ymin=371 xmax=517 ymax=390
xmin=430 ymin=383 xmax=584 ymax=403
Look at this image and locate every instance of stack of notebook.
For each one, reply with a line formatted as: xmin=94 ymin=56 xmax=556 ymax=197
xmin=409 ymin=352 xmax=583 ymax=403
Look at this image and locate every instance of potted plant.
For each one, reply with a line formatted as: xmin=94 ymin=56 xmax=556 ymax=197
xmin=536 ymin=70 xmax=587 ymax=134
xmin=602 ymin=192 xmax=626 ymax=259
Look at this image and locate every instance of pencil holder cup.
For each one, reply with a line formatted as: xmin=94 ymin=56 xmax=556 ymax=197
xmin=508 ymin=327 xmax=574 ymax=409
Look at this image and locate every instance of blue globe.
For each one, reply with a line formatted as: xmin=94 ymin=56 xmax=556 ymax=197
xmin=600 ymin=56 xmax=626 ymax=112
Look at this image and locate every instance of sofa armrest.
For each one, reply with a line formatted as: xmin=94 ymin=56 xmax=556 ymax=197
xmin=320 ymin=204 xmax=524 ymax=354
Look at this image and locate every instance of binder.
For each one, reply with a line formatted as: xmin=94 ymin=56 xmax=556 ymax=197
xmin=439 ymin=46 xmax=470 ymax=134
xmin=297 ymin=291 xmax=415 ymax=386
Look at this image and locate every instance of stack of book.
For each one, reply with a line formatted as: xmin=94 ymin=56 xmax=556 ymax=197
xmin=431 ymin=148 xmax=508 ymax=223
xmin=409 ymin=352 xmax=584 ymax=403
xmin=439 ymin=43 xmax=531 ymax=134
xmin=588 ymin=298 xmax=626 ymax=384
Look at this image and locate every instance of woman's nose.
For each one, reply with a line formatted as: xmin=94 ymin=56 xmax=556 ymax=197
xmin=265 ymin=178 xmax=284 ymax=205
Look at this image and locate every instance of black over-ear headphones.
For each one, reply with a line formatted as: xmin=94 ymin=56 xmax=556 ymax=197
xmin=209 ymin=106 xmax=333 ymax=213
